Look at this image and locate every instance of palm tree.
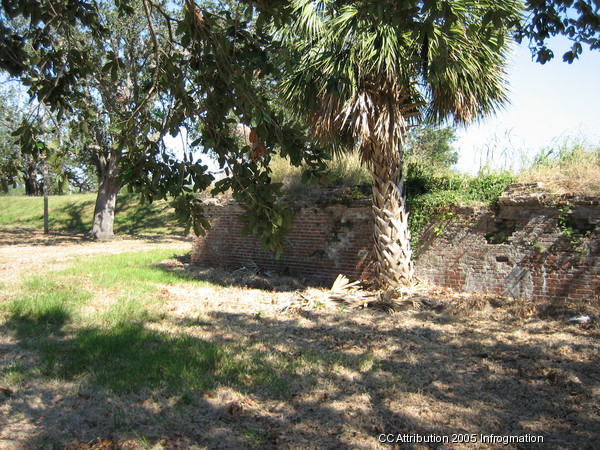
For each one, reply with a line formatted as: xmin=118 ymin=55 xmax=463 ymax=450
xmin=279 ymin=0 xmax=520 ymax=289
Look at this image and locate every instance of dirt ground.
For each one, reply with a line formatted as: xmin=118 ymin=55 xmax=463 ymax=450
xmin=0 ymin=228 xmax=599 ymax=449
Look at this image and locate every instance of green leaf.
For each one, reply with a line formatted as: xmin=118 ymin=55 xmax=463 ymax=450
xmin=251 ymin=115 xmax=262 ymax=128
xmin=111 ymin=64 xmax=118 ymax=83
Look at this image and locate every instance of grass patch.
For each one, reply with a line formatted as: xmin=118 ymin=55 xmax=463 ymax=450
xmin=62 ymin=322 xmax=226 ymax=393
xmin=0 ymin=192 xmax=180 ymax=235
xmin=6 ymin=276 xmax=93 ymax=326
xmin=5 ymin=315 xmax=301 ymax=396
xmin=0 ymin=362 xmax=28 ymax=387
xmin=0 ymin=249 xmax=304 ymax=397
xmin=60 ymin=249 xmax=191 ymax=291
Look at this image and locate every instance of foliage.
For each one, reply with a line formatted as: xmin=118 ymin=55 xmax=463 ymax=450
xmin=407 ymin=171 xmax=516 ymax=249
xmin=0 ymin=83 xmax=89 ymax=195
xmin=557 ymin=205 xmax=583 ymax=250
xmin=516 ymin=0 xmax=600 ymax=63
xmin=405 ymin=125 xmax=459 ymax=168
xmin=279 ymin=0 xmax=520 ymax=136
xmin=0 ymin=84 xmax=23 ymax=192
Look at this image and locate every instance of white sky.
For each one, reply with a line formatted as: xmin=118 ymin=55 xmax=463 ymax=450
xmin=454 ymin=38 xmax=600 ymax=173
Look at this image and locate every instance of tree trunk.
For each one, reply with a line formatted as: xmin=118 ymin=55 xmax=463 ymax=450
xmin=24 ymin=165 xmax=38 ymax=196
xmin=369 ymin=142 xmax=414 ymax=289
xmin=89 ymin=156 xmax=120 ymax=240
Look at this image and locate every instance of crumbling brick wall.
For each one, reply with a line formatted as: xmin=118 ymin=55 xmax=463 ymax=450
xmin=417 ymin=184 xmax=599 ymax=302
xmin=191 ymin=185 xmax=599 ymax=302
xmin=191 ymin=198 xmax=376 ymax=283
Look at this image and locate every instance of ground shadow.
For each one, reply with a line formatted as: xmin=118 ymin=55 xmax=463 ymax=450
xmin=2 ymin=297 xmax=598 ymax=448
xmin=0 ymin=227 xmax=193 ymax=248
xmin=156 ymin=256 xmax=330 ymax=293
xmin=0 ymin=227 xmax=87 ymax=246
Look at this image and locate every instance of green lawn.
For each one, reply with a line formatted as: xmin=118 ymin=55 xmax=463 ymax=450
xmin=0 ymin=250 xmax=296 ymax=397
xmin=0 ymin=192 xmax=182 ymax=235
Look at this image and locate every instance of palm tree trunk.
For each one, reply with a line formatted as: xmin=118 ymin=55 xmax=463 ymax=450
xmin=369 ymin=142 xmax=414 ymax=289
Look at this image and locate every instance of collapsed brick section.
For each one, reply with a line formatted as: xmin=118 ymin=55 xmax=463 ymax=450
xmin=417 ymin=184 xmax=599 ymax=303
xmin=191 ymin=184 xmax=599 ymax=302
xmin=191 ymin=199 xmax=376 ymax=283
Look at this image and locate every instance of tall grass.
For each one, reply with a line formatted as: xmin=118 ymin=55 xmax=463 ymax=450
xmin=269 ymin=151 xmax=370 ymax=193
xmin=519 ymin=142 xmax=600 ymax=195
xmin=327 ymin=152 xmax=371 ymax=186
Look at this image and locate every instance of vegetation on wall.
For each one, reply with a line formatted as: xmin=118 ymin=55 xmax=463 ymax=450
xmin=269 ymin=124 xmax=517 ymax=246
xmin=407 ymin=171 xmax=516 ymax=248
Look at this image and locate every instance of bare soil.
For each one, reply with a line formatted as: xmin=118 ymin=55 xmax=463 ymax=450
xmin=1 ymin=228 xmax=598 ymax=449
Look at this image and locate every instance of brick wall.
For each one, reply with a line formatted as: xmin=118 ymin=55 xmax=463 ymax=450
xmin=417 ymin=184 xmax=599 ymax=302
xmin=191 ymin=185 xmax=599 ymax=302
xmin=191 ymin=199 xmax=376 ymax=283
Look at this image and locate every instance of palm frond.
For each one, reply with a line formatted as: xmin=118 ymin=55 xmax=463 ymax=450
xmin=279 ymin=0 xmax=520 ymax=157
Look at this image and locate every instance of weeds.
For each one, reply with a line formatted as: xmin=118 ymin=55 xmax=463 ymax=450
xmin=556 ymin=204 xmax=594 ymax=253
xmin=519 ymin=141 xmax=600 ymax=195
xmin=269 ymin=152 xmax=370 ymax=196
xmin=407 ymin=171 xmax=515 ymax=248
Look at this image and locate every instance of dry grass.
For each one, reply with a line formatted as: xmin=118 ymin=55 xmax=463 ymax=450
xmin=519 ymin=144 xmax=600 ymax=195
xmin=270 ymin=152 xmax=371 ymax=194
xmin=0 ymin=231 xmax=598 ymax=449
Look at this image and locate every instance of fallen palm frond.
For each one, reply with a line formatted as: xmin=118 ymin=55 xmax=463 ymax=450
xmin=233 ymin=260 xmax=260 ymax=276
xmin=279 ymin=274 xmax=441 ymax=314
xmin=330 ymin=274 xmax=361 ymax=293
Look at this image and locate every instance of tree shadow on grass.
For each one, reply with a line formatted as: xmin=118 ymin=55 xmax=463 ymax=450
xmin=2 ymin=299 xmax=599 ymax=448
xmin=155 ymin=256 xmax=328 ymax=293
xmin=115 ymin=203 xmax=172 ymax=236
xmin=0 ymin=227 xmax=87 ymax=246
xmin=53 ymin=202 xmax=94 ymax=234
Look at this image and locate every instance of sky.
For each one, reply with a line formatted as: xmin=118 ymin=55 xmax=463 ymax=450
xmin=454 ymin=38 xmax=600 ymax=173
